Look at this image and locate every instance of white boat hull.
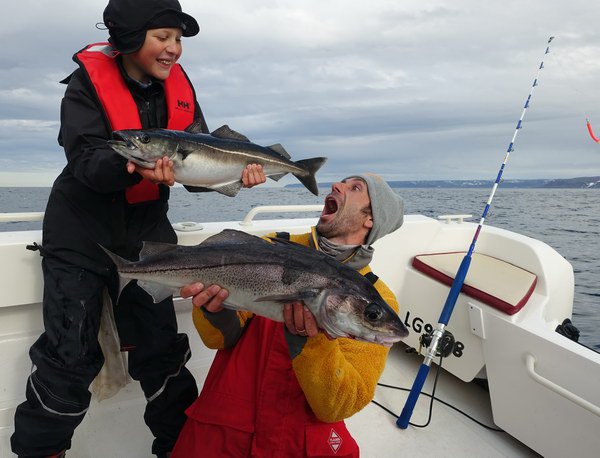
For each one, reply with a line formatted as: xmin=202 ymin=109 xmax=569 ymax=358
xmin=0 ymin=211 xmax=599 ymax=457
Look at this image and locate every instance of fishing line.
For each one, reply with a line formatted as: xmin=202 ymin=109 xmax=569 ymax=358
xmin=551 ymin=39 xmax=600 ymax=143
xmin=396 ymin=36 xmax=555 ymax=429
xmin=372 ymin=356 xmax=503 ymax=432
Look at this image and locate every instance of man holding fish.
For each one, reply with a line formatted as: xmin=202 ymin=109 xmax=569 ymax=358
xmin=172 ymin=174 xmax=407 ymax=457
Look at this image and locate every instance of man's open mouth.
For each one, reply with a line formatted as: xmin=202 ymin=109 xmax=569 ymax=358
xmin=322 ymin=195 xmax=339 ymax=217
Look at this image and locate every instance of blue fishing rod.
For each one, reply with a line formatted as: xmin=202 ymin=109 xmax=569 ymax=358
xmin=397 ymin=36 xmax=555 ymax=429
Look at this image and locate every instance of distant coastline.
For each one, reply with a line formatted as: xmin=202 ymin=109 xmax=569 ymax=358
xmin=286 ymin=176 xmax=600 ymax=189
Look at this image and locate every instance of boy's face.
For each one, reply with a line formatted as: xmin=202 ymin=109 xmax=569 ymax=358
xmin=123 ymin=28 xmax=183 ymax=82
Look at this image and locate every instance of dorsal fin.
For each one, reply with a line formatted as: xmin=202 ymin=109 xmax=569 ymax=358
xmin=211 ymin=125 xmax=250 ymax=142
xmin=267 ymin=143 xmax=290 ymax=159
xmin=184 ymin=121 xmax=206 ymax=134
xmin=202 ymin=229 xmax=264 ymax=246
xmin=139 ymin=241 xmax=178 ymax=260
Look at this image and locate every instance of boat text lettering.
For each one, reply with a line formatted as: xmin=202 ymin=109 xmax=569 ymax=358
xmin=403 ymin=311 xmax=465 ymax=358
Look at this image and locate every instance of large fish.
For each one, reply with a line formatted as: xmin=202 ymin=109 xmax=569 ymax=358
xmin=108 ymin=123 xmax=327 ymax=196
xmin=102 ymin=229 xmax=408 ymax=347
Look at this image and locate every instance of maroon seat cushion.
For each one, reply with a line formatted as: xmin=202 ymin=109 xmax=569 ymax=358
xmin=412 ymin=252 xmax=537 ymax=315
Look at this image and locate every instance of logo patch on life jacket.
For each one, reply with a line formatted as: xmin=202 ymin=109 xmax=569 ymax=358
xmin=328 ymin=428 xmax=342 ymax=454
xmin=177 ymin=99 xmax=191 ymax=111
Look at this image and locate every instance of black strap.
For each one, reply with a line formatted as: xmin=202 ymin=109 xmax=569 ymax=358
xmin=364 ymin=271 xmax=379 ymax=285
xmin=275 ymin=231 xmax=291 ymax=241
xmin=26 ymin=242 xmax=46 ymax=257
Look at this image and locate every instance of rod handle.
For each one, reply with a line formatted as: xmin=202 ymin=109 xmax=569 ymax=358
xmin=397 ymin=363 xmax=431 ymax=429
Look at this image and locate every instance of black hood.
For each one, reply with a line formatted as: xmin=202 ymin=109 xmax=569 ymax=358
xmin=103 ymin=0 xmax=199 ymax=54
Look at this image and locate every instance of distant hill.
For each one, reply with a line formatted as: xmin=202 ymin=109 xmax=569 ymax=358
xmin=286 ymin=177 xmax=600 ymax=189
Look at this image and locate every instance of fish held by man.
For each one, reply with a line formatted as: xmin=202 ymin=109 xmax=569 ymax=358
xmin=108 ymin=123 xmax=327 ymax=196
xmin=101 ymin=229 xmax=408 ymax=347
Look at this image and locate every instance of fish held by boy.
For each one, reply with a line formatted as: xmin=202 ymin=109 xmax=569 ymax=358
xmin=101 ymin=229 xmax=408 ymax=347
xmin=108 ymin=123 xmax=327 ymax=196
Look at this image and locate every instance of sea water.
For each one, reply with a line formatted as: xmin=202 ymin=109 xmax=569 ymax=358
xmin=1 ymin=186 xmax=598 ymax=350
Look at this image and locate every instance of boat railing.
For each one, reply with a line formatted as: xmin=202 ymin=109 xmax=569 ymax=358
xmin=0 ymin=212 xmax=45 ymax=223
xmin=525 ymin=353 xmax=600 ymax=417
xmin=239 ymin=204 xmax=324 ymax=226
xmin=437 ymin=214 xmax=473 ymax=224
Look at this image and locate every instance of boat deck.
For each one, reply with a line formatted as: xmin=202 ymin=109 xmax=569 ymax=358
xmin=0 ymin=339 xmax=538 ymax=457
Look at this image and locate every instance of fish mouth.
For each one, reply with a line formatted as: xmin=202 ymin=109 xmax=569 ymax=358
xmin=353 ymin=334 xmax=404 ymax=348
xmin=108 ymin=139 xmax=137 ymax=151
xmin=108 ymin=134 xmax=156 ymax=168
xmin=111 ymin=131 xmax=136 ymax=147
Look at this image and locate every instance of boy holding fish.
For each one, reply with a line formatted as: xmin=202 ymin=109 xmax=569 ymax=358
xmin=175 ymin=174 xmax=406 ymax=457
xmin=11 ymin=1 xmax=265 ymax=457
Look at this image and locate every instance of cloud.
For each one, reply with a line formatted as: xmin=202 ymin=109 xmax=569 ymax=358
xmin=1 ymin=0 xmax=600 ymax=186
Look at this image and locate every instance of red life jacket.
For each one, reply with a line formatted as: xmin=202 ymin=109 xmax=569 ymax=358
xmin=74 ymin=42 xmax=195 ymax=204
xmin=176 ymin=317 xmax=359 ymax=457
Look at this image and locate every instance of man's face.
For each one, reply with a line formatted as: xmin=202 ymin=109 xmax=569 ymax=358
xmin=316 ymin=177 xmax=373 ymax=244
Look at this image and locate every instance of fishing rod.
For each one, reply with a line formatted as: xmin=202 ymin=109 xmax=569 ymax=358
xmin=396 ymin=36 xmax=555 ymax=429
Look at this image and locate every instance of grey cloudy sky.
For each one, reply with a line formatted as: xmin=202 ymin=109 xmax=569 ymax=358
xmin=1 ymin=0 xmax=599 ymax=186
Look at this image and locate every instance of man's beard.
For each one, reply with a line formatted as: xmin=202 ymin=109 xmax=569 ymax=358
xmin=316 ymin=212 xmax=351 ymax=239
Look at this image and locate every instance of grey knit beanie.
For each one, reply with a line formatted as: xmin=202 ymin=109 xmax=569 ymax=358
xmin=345 ymin=173 xmax=404 ymax=246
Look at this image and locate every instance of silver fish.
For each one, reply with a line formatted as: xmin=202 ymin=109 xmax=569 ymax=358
xmin=108 ymin=123 xmax=327 ymax=196
xmin=101 ymin=230 xmax=408 ymax=347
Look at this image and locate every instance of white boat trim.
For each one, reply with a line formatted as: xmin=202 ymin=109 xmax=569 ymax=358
xmin=1 ymin=205 xmax=599 ymax=457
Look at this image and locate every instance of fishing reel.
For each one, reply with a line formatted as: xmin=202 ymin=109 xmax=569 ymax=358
xmin=418 ymin=330 xmax=455 ymax=358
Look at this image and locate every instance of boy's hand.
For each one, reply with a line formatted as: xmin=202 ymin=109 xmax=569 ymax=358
xmin=180 ymin=282 xmax=229 ymax=313
xmin=242 ymin=164 xmax=266 ymax=188
xmin=127 ymin=156 xmax=175 ymax=186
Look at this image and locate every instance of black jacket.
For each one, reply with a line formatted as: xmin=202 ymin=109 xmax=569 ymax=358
xmin=42 ymin=58 xmax=209 ymax=273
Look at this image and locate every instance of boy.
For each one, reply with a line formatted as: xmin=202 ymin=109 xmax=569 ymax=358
xmin=11 ymin=1 xmax=264 ymax=457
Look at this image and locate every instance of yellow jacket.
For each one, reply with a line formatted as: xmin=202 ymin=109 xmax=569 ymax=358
xmin=191 ymin=230 xmax=400 ymax=423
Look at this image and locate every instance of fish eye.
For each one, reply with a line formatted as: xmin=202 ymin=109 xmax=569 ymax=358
xmin=364 ymin=304 xmax=383 ymax=322
xmin=140 ymin=133 xmax=150 ymax=144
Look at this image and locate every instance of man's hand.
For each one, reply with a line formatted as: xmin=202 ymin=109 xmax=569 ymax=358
xmin=127 ymin=156 xmax=175 ymax=186
xmin=242 ymin=164 xmax=266 ymax=188
xmin=180 ymin=282 xmax=229 ymax=313
xmin=283 ymin=302 xmax=318 ymax=337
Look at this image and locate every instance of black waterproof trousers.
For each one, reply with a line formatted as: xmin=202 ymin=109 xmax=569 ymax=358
xmin=11 ymin=256 xmax=198 ymax=457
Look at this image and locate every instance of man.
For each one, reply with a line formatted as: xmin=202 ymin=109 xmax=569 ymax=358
xmin=173 ymin=173 xmax=404 ymax=457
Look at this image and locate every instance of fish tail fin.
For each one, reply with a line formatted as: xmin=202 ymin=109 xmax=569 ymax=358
xmin=293 ymin=157 xmax=327 ymax=196
xmin=98 ymin=244 xmax=133 ymax=300
xmin=98 ymin=244 xmax=128 ymax=269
